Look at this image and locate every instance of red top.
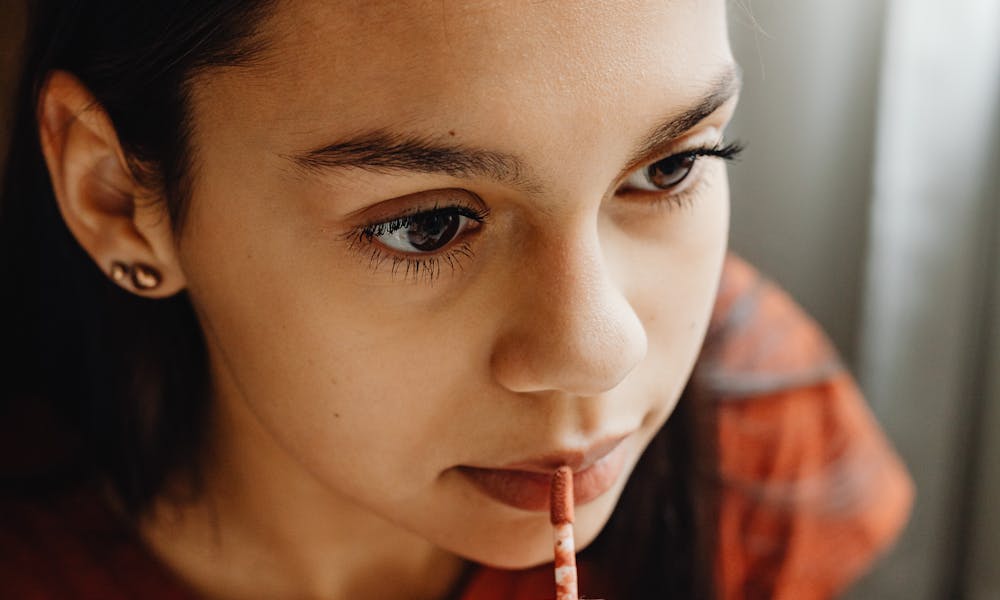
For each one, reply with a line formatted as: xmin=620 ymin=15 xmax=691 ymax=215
xmin=0 ymin=254 xmax=914 ymax=599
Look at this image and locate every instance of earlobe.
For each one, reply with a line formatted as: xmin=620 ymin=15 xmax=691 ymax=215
xmin=36 ymin=70 xmax=186 ymax=298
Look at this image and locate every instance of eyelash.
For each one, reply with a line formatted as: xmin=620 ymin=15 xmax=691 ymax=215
xmin=345 ymin=141 xmax=744 ymax=283
xmin=341 ymin=202 xmax=491 ymax=284
xmin=628 ymin=141 xmax=745 ymax=212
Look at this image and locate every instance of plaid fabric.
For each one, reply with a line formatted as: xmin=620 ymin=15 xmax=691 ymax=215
xmin=701 ymin=254 xmax=913 ymax=599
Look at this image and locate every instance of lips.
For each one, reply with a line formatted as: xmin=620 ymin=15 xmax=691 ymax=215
xmin=457 ymin=433 xmax=631 ymax=512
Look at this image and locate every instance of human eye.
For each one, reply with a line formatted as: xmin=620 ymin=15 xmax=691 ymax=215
xmin=618 ymin=141 xmax=744 ymax=210
xmin=340 ymin=199 xmax=491 ymax=284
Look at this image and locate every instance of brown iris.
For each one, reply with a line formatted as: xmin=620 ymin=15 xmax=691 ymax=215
xmin=405 ymin=212 xmax=462 ymax=252
xmin=647 ymin=154 xmax=696 ymax=189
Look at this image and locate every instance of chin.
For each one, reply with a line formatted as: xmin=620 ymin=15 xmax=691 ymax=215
xmin=446 ymin=508 xmax=611 ymax=571
xmin=471 ymin=550 xmax=552 ymax=571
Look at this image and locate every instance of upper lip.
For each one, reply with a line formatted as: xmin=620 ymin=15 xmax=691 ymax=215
xmin=491 ymin=431 xmax=633 ymax=474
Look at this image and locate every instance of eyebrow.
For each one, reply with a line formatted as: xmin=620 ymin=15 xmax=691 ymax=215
xmin=286 ymin=64 xmax=742 ymax=195
xmin=622 ymin=64 xmax=742 ymax=167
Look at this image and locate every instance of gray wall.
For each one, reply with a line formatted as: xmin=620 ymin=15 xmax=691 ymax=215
xmin=726 ymin=0 xmax=897 ymax=595
xmin=726 ymin=0 xmax=887 ymax=366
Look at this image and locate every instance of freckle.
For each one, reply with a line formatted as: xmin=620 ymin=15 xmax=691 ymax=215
xmin=334 ymin=413 xmax=341 ymax=418
xmin=448 ymin=130 xmax=456 ymax=136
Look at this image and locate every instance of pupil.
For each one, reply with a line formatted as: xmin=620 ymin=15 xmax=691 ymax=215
xmin=407 ymin=213 xmax=460 ymax=251
xmin=649 ymin=155 xmax=695 ymax=188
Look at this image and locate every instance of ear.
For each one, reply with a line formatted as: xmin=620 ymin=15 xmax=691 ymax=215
xmin=37 ymin=70 xmax=186 ymax=298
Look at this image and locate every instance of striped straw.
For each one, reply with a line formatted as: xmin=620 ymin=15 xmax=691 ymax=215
xmin=550 ymin=465 xmax=578 ymax=600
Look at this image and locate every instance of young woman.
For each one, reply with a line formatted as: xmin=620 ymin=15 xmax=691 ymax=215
xmin=0 ymin=1 xmax=913 ymax=598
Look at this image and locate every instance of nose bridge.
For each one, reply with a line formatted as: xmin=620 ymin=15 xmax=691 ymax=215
xmin=490 ymin=219 xmax=648 ymax=396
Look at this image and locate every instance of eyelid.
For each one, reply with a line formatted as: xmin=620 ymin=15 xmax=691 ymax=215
xmin=343 ymin=188 xmax=489 ymax=227
xmin=618 ymin=140 xmax=744 ymax=194
xmin=367 ymin=207 xmax=489 ymax=252
xmin=620 ymin=153 xmax=700 ymax=195
xmin=337 ymin=204 xmax=487 ymax=284
xmin=618 ymin=117 xmax=728 ymax=180
xmin=338 ymin=201 xmax=490 ymax=252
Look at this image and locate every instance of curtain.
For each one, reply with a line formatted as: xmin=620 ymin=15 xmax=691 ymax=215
xmin=854 ymin=0 xmax=1000 ymax=598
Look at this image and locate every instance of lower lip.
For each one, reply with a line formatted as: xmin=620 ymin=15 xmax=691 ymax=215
xmin=457 ymin=442 xmax=629 ymax=512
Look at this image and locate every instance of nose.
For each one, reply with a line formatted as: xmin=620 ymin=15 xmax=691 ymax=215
xmin=489 ymin=225 xmax=648 ymax=396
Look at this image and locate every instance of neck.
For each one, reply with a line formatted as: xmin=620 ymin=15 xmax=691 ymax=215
xmin=138 ymin=380 xmax=467 ymax=600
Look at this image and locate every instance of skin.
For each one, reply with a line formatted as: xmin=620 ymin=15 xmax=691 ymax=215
xmin=38 ymin=0 xmax=739 ymax=598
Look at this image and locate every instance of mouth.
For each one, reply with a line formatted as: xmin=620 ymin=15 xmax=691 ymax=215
xmin=456 ymin=432 xmax=632 ymax=512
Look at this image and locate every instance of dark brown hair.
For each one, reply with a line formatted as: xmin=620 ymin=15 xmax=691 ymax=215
xmin=0 ymin=2 xmax=717 ymax=597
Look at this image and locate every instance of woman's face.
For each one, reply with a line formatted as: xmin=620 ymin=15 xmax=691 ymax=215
xmin=179 ymin=0 xmax=738 ymax=568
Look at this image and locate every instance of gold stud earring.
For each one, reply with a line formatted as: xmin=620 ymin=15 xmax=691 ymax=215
xmin=130 ymin=263 xmax=162 ymax=290
xmin=110 ymin=261 xmax=130 ymax=283
xmin=110 ymin=261 xmax=162 ymax=291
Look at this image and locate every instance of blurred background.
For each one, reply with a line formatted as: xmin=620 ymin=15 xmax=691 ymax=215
xmin=725 ymin=1 xmax=999 ymax=599
xmin=1 ymin=1 xmax=998 ymax=598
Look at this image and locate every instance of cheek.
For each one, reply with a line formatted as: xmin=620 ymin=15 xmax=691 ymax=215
xmin=177 ymin=185 xmax=489 ymax=503
xmin=627 ymin=168 xmax=729 ymax=341
xmin=617 ymin=168 xmax=729 ymax=408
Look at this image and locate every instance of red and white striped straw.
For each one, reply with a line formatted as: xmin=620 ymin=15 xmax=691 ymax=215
xmin=550 ymin=465 xmax=578 ymax=600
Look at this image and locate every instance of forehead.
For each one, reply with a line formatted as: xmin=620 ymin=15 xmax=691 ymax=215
xmin=192 ymin=0 xmax=732 ymax=188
